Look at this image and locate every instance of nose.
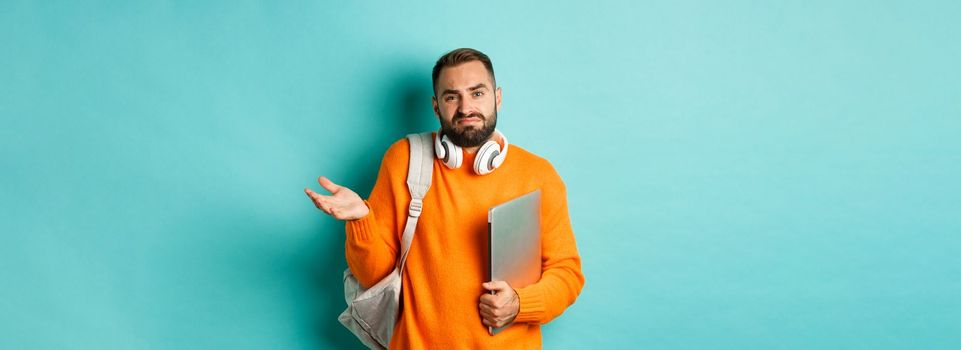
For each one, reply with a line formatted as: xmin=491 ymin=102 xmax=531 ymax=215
xmin=456 ymin=97 xmax=475 ymax=115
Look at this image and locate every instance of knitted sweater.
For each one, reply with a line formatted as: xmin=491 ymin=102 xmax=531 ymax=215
xmin=345 ymin=133 xmax=585 ymax=349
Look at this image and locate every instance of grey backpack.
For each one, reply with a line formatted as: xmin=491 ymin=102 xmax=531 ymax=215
xmin=338 ymin=132 xmax=434 ymax=349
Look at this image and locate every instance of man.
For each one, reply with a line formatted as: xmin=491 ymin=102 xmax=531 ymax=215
xmin=305 ymin=48 xmax=584 ymax=349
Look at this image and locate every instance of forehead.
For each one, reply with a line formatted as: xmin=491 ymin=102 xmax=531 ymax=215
xmin=436 ymin=61 xmax=494 ymax=92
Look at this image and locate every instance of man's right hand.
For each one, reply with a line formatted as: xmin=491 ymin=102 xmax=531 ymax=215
xmin=305 ymin=176 xmax=370 ymax=221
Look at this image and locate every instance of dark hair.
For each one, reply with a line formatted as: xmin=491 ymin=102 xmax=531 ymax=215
xmin=431 ymin=48 xmax=495 ymax=96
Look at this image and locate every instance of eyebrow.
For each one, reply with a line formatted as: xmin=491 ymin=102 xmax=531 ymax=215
xmin=441 ymin=83 xmax=489 ymax=96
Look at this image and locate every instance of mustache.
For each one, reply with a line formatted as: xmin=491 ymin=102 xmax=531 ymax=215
xmin=453 ymin=112 xmax=485 ymax=123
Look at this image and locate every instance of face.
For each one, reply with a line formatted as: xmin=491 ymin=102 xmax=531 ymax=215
xmin=432 ymin=61 xmax=502 ymax=148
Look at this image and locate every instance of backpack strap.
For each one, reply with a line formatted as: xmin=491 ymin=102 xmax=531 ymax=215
xmin=397 ymin=132 xmax=434 ymax=274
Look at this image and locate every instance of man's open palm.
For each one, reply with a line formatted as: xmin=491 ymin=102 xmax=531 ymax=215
xmin=305 ymin=176 xmax=369 ymax=221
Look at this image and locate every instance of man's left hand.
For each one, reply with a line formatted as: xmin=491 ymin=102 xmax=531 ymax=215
xmin=479 ymin=281 xmax=519 ymax=329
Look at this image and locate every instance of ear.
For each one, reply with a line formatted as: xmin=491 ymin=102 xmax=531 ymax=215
xmin=495 ymin=87 xmax=503 ymax=112
xmin=432 ymin=95 xmax=440 ymax=117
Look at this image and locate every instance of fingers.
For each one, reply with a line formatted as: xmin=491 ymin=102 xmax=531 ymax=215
xmin=305 ymin=188 xmax=323 ymax=201
xmin=478 ymin=282 xmax=518 ymax=328
xmin=477 ymin=294 xmax=507 ymax=317
xmin=304 ymin=188 xmax=333 ymax=215
xmin=480 ymin=298 xmax=506 ymax=310
xmin=479 ymin=307 xmax=494 ymax=319
xmin=479 ymin=302 xmax=508 ymax=328
xmin=478 ymin=300 xmax=494 ymax=313
xmin=481 ymin=281 xmax=513 ymax=308
xmin=304 ymin=188 xmax=324 ymax=205
xmin=317 ymin=176 xmax=342 ymax=193
xmin=479 ymin=307 xmax=496 ymax=324
xmin=479 ymin=303 xmax=508 ymax=318
xmin=479 ymin=310 xmax=509 ymax=328
xmin=479 ymin=293 xmax=499 ymax=307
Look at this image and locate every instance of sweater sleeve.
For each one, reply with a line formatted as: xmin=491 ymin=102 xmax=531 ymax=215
xmin=512 ymin=163 xmax=585 ymax=324
xmin=344 ymin=140 xmax=407 ymax=289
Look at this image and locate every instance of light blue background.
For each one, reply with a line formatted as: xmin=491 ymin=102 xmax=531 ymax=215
xmin=2 ymin=1 xmax=960 ymax=349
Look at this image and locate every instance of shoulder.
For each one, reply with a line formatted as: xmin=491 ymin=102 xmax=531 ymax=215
xmin=507 ymin=144 xmax=566 ymax=189
xmin=508 ymin=144 xmax=552 ymax=171
xmin=373 ymin=136 xmax=413 ymax=179
xmin=383 ymin=132 xmax=436 ymax=159
xmin=384 ymin=136 xmax=411 ymax=160
xmin=379 ymin=132 xmax=437 ymax=173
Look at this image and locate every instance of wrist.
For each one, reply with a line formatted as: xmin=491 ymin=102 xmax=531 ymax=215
xmin=349 ymin=200 xmax=371 ymax=221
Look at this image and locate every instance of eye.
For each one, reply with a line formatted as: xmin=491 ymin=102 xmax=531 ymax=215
xmin=473 ymin=91 xmax=484 ymax=97
xmin=445 ymin=95 xmax=457 ymax=102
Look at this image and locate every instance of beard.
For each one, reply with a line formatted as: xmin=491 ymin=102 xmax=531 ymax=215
xmin=440 ymin=109 xmax=498 ymax=147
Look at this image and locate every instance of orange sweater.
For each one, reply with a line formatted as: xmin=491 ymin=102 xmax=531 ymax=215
xmin=345 ymin=133 xmax=585 ymax=349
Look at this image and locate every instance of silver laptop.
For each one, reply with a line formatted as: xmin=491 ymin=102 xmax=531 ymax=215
xmin=487 ymin=189 xmax=542 ymax=335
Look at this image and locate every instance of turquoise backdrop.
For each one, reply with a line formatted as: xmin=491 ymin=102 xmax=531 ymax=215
xmin=2 ymin=1 xmax=959 ymax=349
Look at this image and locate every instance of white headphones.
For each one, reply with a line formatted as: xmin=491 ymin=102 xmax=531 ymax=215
xmin=434 ymin=129 xmax=509 ymax=175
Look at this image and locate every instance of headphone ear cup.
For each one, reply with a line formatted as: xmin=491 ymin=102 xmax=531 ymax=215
xmin=439 ymin=134 xmax=462 ymax=169
xmin=473 ymin=140 xmax=500 ymax=175
xmin=491 ymin=129 xmax=509 ymax=169
xmin=434 ymin=132 xmax=447 ymax=160
xmin=449 ymin=142 xmax=463 ymax=169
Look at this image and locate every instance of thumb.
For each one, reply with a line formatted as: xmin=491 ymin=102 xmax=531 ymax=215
xmin=317 ymin=176 xmax=342 ymax=193
xmin=483 ymin=281 xmax=509 ymax=293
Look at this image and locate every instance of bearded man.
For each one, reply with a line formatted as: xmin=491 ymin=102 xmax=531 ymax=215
xmin=306 ymin=48 xmax=585 ymax=349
